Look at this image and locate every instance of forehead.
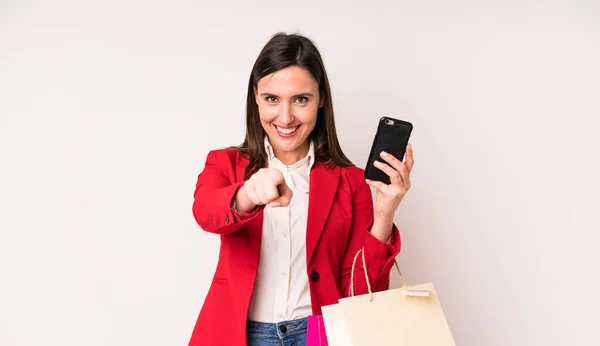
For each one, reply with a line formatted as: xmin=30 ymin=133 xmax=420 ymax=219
xmin=256 ymin=66 xmax=319 ymax=95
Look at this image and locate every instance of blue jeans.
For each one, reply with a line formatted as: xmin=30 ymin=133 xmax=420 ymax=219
xmin=246 ymin=317 xmax=308 ymax=346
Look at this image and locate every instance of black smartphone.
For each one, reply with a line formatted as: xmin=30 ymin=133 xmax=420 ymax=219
xmin=364 ymin=117 xmax=413 ymax=184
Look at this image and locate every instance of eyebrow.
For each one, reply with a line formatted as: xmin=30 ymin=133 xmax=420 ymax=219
xmin=260 ymin=93 xmax=315 ymax=98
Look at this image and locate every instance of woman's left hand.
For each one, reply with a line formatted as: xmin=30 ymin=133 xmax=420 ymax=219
xmin=366 ymin=144 xmax=414 ymax=222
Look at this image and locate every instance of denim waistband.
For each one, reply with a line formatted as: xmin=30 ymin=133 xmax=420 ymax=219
xmin=247 ymin=317 xmax=308 ymax=336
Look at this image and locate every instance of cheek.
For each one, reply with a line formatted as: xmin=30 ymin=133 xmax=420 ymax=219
xmin=297 ymin=106 xmax=319 ymax=126
xmin=258 ymin=105 xmax=278 ymax=125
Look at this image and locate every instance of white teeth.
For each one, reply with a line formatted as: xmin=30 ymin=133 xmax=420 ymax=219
xmin=276 ymin=125 xmax=299 ymax=134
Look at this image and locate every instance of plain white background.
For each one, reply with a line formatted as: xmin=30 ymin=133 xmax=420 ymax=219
xmin=1 ymin=0 xmax=599 ymax=345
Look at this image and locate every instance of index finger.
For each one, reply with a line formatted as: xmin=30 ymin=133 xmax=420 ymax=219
xmin=272 ymin=182 xmax=293 ymax=207
xmin=379 ymin=150 xmax=404 ymax=173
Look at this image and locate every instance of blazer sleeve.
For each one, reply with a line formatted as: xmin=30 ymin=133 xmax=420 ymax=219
xmin=192 ymin=150 xmax=262 ymax=235
xmin=339 ymin=175 xmax=401 ymax=297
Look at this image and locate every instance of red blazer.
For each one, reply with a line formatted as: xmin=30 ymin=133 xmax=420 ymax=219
xmin=188 ymin=148 xmax=401 ymax=346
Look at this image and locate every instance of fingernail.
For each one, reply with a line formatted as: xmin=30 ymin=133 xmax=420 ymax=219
xmin=271 ymin=202 xmax=280 ymax=208
xmin=374 ymin=160 xmax=381 ymax=166
xmin=380 ymin=151 xmax=388 ymax=157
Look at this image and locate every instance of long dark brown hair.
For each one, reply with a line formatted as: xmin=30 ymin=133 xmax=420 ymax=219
xmin=234 ymin=32 xmax=353 ymax=180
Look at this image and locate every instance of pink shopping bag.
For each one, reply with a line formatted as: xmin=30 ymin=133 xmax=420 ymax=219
xmin=306 ymin=315 xmax=328 ymax=346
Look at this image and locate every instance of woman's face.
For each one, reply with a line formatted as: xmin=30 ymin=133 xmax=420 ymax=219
xmin=254 ymin=65 xmax=321 ymax=164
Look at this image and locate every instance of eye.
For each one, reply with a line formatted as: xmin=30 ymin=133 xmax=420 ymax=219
xmin=265 ymin=96 xmax=278 ymax=103
xmin=294 ymin=96 xmax=308 ymax=104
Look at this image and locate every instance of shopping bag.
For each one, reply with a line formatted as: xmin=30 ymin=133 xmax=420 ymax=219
xmin=321 ymin=303 xmax=354 ymax=346
xmin=321 ymin=247 xmax=456 ymax=346
xmin=306 ymin=315 xmax=329 ymax=346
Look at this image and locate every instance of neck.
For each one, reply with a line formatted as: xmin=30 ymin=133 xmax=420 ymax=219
xmin=273 ymin=142 xmax=310 ymax=166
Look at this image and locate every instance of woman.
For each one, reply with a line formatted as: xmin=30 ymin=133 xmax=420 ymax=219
xmin=189 ymin=32 xmax=414 ymax=346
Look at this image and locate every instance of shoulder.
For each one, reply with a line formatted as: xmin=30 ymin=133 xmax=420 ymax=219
xmin=203 ymin=147 xmax=248 ymax=167
xmin=338 ymin=164 xmax=368 ymax=195
xmin=340 ymin=164 xmax=364 ymax=181
xmin=207 ymin=147 xmax=243 ymax=159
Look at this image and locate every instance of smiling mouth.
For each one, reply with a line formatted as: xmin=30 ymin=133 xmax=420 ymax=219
xmin=275 ymin=125 xmax=301 ymax=135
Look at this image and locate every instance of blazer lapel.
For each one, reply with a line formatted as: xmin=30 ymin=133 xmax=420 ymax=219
xmin=306 ymin=162 xmax=340 ymax=264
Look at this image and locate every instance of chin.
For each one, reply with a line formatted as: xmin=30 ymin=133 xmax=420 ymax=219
xmin=272 ymin=137 xmax=302 ymax=150
xmin=269 ymin=131 xmax=308 ymax=151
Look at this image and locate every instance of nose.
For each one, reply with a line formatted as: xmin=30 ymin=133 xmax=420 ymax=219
xmin=278 ymin=102 xmax=294 ymax=125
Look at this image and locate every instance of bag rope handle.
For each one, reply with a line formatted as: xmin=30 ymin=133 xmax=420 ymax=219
xmin=349 ymin=247 xmax=406 ymax=301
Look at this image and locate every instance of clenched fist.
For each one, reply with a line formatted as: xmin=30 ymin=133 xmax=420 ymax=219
xmin=234 ymin=168 xmax=293 ymax=214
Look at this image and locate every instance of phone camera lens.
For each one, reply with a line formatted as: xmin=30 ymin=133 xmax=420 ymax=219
xmin=385 ymin=119 xmax=394 ymax=125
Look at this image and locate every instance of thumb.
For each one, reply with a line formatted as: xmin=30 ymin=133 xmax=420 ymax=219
xmin=271 ymin=182 xmax=293 ymax=207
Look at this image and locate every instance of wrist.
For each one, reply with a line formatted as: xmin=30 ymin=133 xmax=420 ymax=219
xmin=371 ymin=215 xmax=394 ymax=243
xmin=374 ymin=213 xmax=394 ymax=226
xmin=234 ymin=184 xmax=256 ymax=214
